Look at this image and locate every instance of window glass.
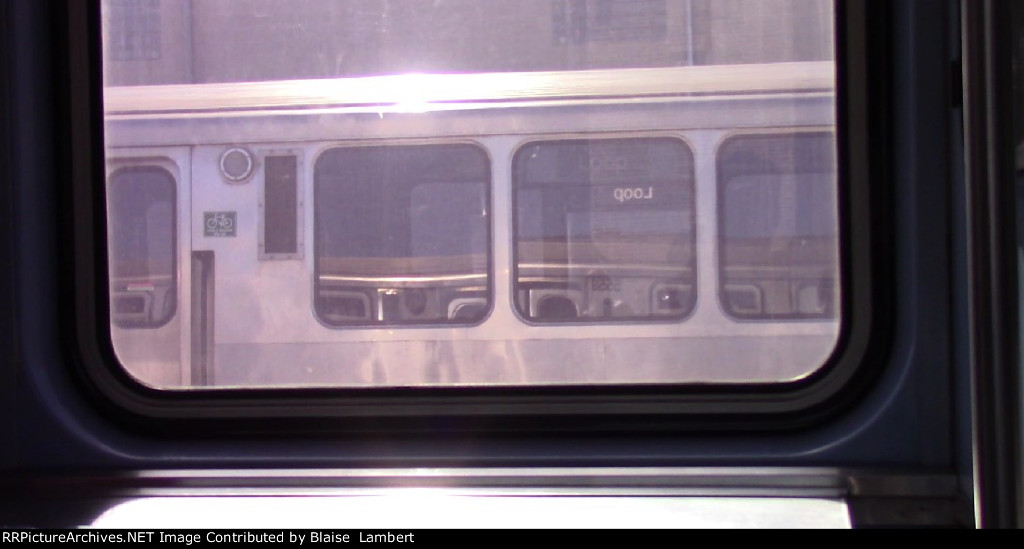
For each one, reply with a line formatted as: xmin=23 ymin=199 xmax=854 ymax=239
xmin=102 ymin=0 xmax=834 ymax=85
xmin=718 ymin=133 xmax=838 ymax=320
xmin=101 ymin=1 xmax=840 ymax=389
xmin=108 ymin=167 xmax=177 ymax=328
xmin=514 ymin=138 xmax=696 ymax=322
xmin=314 ymin=145 xmax=490 ymax=326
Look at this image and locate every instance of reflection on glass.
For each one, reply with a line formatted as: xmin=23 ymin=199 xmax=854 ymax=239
xmin=514 ymin=138 xmax=696 ymax=322
xmin=718 ymin=133 xmax=838 ymax=320
xmin=102 ymin=0 xmax=834 ymax=85
xmin=314 ymin=145 xmax=490 ymax=326
xmin=108 ymin=167 xmax=177 ymax=328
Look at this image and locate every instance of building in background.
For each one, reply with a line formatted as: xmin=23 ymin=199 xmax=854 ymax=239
xmin=102 ymin=0 xmax=835 ymax=86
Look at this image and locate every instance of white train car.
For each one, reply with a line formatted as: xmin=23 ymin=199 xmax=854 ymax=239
xmin=103 ymin=61 xmax=840 ymax=389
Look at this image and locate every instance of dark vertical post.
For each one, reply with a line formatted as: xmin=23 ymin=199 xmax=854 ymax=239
xmin=962 ymin=0 xmax=1023 ymax=529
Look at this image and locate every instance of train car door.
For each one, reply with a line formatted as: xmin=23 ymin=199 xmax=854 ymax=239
xmin=188 ymin=146 xmax=305 ymax=387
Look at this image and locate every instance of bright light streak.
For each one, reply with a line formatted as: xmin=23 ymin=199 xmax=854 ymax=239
xmin=92 ymin=492 xmax=851 ymax=529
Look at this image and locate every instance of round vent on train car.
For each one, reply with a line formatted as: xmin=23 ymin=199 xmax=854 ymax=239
xmin=219 ymin=147 xmax=255 ymax=183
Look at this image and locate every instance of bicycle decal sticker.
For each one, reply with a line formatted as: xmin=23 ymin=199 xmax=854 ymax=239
xmin=204 ymin=211 xmax=237 ymax=237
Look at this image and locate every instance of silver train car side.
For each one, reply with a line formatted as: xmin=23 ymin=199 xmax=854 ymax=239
xmin=104 ymin=61 xmax=840 ymax=389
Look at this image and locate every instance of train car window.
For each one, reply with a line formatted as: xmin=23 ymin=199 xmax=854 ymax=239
xmin=107 ymin=166 xmax=176 ymax=329
xmin=717 ymin=133 xmax=838 ymax=320
xmin=2 ymin=0 xmax=992 ymax=530
xmin=513 ymin=137 xmax=696 ymax=322
xmin=313 ymin=145 xmax=490 ymax=327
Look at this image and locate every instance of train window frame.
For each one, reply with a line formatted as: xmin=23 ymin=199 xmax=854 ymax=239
xmin=68 ymin=0 xmax=887 ymax=432
xmin=7 ymin=0 xmax=992 ymax=530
